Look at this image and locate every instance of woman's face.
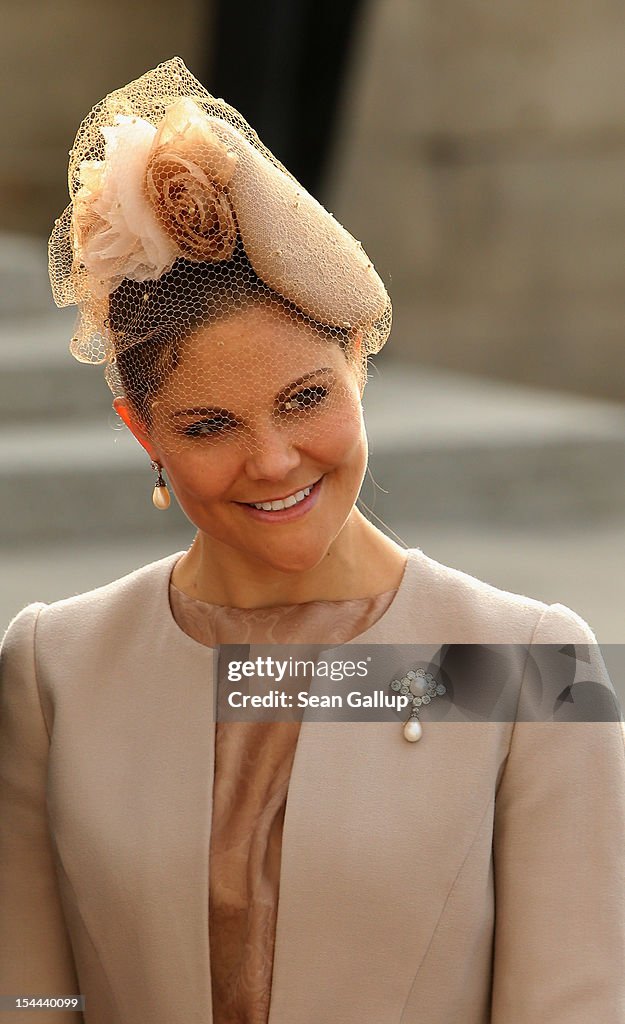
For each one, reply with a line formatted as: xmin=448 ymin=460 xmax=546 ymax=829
xmin=132 ymin=303 xmax=369 ymax=574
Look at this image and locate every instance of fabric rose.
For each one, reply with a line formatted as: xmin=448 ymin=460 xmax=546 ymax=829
xmin=71 ymin=115 xmax=178 ymax=295
xmin=144 ymin=97 xmax=238 ymax=262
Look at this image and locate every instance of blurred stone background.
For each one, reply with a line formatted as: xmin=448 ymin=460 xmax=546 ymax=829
xmin=5 ymin=0 xmax=625 ymax=397
xmin=2 ymin=0 xmax=625 ymax=650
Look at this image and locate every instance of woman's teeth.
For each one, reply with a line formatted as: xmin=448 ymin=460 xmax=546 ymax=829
xmin=248 ymin=483 xmax=313 ymax=511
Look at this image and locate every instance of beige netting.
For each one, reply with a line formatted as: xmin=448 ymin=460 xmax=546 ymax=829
xmin=48 ymin=56 xmax=392 ymax=504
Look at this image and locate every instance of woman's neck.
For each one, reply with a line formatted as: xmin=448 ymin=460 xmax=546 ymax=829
xmin=171 ymin=512 xmax=408 ymax=609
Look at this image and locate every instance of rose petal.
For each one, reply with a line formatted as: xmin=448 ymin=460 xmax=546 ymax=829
xmin=73 ymin=114 xmax=178 ymax=285
xmin=143 ymin=97 xmax=239 ymax=262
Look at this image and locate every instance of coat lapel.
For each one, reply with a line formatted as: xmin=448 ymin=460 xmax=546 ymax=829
xmin=266 ymin=712 xmax=497 ymax=1023
xmin=54 ymin=629 xmax=217 ymax=1023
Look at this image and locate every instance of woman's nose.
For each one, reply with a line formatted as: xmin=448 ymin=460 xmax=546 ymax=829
xmin=243 ymin=422 xmax=302 ymax=481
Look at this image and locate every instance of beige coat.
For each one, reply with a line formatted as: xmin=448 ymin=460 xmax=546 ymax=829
xmin=1 ymin=547 xmax=625 ymax=1023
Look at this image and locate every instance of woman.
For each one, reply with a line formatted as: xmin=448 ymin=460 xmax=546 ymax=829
xmin=1 ymin=58 xmax=624 ymax=1024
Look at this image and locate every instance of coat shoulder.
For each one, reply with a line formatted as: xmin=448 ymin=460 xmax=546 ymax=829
xmin=28 ymin=551 xmax=184 ymax=641
xmin=404 ymin=546 xmax=584 ymax=644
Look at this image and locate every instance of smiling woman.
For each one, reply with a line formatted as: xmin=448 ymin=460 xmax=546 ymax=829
xmin=2 ymin=55 xmax=625 ymax=1024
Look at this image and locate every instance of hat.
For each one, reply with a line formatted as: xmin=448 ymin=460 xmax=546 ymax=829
xmin=48 ymin=56 xmax=391 ymax=367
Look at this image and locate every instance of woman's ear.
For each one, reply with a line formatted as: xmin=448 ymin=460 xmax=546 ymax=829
xmin=113 ymin=397 xmax=158 ymax=460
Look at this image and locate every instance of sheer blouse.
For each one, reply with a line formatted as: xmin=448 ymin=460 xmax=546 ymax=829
xmin=168 ymin=581 xmax=398 ymax=1024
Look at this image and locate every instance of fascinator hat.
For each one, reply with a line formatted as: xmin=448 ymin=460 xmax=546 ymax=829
xmin=48 ymin=57 xmax=392 ymax=456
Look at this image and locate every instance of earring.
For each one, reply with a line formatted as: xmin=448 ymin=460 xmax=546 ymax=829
xmin=150 ymin=460 xmax=171 ymax=510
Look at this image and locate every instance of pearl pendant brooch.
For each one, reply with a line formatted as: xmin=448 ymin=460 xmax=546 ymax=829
xmin=389 ymin=669 xmax=446 ymax=743
xmin=403 ymin=717 xmax=423 ymax=742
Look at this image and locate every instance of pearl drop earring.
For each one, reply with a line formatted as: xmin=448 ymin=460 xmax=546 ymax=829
xmin=150 ymin=460 xmax=171 ymax=510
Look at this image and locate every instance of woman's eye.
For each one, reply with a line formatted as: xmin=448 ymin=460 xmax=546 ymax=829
xmin=183 ymin=413 xmax=237 ymax=437
xmin=180 ymin=386 xmax=329 ymax=437
xmin=283 ymin=385 xmax=329 ymax=412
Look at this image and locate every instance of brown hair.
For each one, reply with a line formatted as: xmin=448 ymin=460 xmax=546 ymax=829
xmin=109 ymin=240 xmax=365 ymax=427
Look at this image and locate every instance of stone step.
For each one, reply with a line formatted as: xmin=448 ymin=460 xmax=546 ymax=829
xmin=362 ymin=363 xmax=625 ymax=526
xmin=0 ymin=313 xmax=109 ymax=422
xmin=0 ymin=233 xmax=57 ymax=318
xmin=1 ymin=363 xmax=625 ymax=544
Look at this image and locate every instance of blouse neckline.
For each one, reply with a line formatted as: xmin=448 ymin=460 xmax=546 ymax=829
xmin=160 ymin=547 xmax=421 ymax=654
xmin=169 ymin=579 xmax=399 ymax=611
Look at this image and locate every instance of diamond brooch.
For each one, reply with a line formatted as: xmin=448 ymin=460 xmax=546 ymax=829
xmin=389 ymin=669 xmax=446 ymax=742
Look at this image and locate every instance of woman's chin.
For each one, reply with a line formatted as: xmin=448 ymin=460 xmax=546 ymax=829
xmin=256 ymin=546 xmax=328 ymax=576
xmin=237 ymin=534 xmax=330 ymax=576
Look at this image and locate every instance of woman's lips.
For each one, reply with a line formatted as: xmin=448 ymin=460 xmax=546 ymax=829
xmin=237 ymin=476 xmax=323 ymax=523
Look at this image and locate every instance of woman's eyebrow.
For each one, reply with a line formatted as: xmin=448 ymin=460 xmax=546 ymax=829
xmin=170 ymin=367 xmax=334 ymax=419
